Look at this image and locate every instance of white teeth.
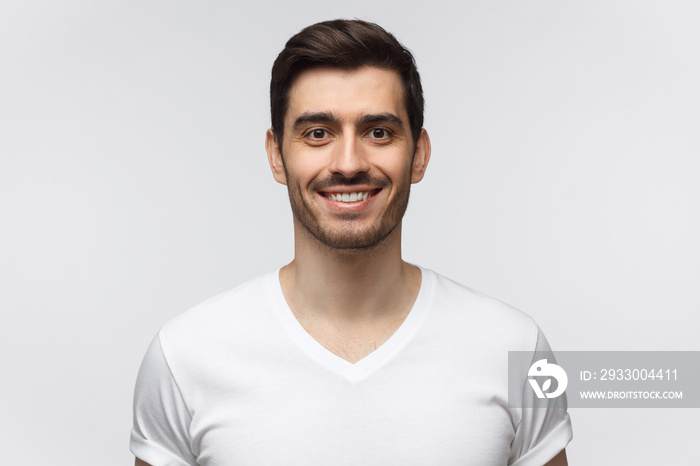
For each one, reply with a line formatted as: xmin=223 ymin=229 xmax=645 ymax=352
xmin=326 ymin=191 xmax=373 ymax=203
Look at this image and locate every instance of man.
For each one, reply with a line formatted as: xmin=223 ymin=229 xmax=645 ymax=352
xmin=131 ymin=19 xmax=572 ymax=465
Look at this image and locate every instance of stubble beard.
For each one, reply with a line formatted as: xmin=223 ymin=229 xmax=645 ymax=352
xmin=286 ymin=173 xmax=411 ymax=251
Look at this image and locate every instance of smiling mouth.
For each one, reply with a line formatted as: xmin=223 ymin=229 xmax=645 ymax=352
xmin=321 ymin=189 xmax=381 ymax=203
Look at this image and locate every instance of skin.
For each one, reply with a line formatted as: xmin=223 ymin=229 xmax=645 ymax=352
xmin=266 ymin=66 xmax=430 ymax=363
xmin=135 ymin=65 xmax=567 ymax=466
xmin=548 ymin=449 xmax=569 ymax=465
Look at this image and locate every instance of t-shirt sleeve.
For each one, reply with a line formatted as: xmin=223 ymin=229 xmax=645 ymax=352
xmin=130 ymin=333 xmax=198 ymax=466
xmin=508 ymin=326 xmax=573 ymax=466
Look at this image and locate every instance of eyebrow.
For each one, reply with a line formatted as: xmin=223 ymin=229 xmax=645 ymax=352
xmin=291 ymin=111 xmax=405 ymax=132
xmin=292 ymin=112 xmax=339 ymax=132
xmin=356 ymin=113 xmax=404 ymax=129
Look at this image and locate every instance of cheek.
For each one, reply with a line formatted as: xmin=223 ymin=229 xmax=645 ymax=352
xmin=380 ymin=159 xmax=413 ymax=183
xmin=285 ymin=162 xmax=321 ymax=192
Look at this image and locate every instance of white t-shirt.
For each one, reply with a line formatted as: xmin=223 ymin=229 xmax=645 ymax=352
xmin=131 ymin=267 xmax=572 ymax=465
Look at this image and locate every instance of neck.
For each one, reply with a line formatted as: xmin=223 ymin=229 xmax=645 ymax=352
xmin=280 ymin=222 xmax=420 ymax=324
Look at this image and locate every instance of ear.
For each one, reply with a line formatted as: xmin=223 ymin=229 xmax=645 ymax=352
xmin=266 ymin=129 xmax=287 ymax=185
xmin=410 ymin=129 xmax=431 ymax=184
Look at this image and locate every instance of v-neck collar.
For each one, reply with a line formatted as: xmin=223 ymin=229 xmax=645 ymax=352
xmin=268 ymin=266 xmax=434 ymax=383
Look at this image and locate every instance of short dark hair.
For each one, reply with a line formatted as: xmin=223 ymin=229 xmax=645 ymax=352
xmin=270 ymin=19 xmax=424 ymax=146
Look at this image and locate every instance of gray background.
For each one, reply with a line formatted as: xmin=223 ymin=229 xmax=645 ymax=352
xmin=2 ymin=0 xmax=698 ymax=464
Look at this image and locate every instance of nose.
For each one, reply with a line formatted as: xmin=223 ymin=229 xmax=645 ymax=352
xmin=328 ymin=135 xmax=371 ymax=178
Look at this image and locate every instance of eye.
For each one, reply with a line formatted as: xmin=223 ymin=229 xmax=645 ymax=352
xmin=368 ymin=128 xmax=391 ymax=140
xmin=307 ymin=129 xmax=330 ymax=139
xmin=303 ymin=128 xmax=333 ymax=146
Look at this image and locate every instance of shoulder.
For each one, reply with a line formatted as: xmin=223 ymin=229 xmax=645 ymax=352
xmin=166 ymin=271 xmax=275 ymax=329
xmin=422 ymin=268 xmax=540 ymax=351
xmin=156 ymin=270 xmax=280 ymax=361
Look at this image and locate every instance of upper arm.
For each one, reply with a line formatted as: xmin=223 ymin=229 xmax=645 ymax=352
xmin=131 ymin=334 xmax=196 ymax=465
xmin=509 ymin=326 xmax=573 ymax=464
xmin=135 ymin=458 xmax=152 ymax=466
xmin=544 ymin=449 xmax=568 ymax=466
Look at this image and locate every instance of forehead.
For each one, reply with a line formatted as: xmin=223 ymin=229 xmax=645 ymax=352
xmin=285 ymin=66 xmax=406 ymax=124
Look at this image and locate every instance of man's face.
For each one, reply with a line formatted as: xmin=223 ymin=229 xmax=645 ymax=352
xmin=266 ymin=66 xmax=430 ymax=251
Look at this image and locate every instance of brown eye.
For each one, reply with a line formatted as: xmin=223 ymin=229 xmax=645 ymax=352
xmin=370 ymin=128 xmax=388 ymax=139
xmin=310 ymin=129 xmax=327 ymax=139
